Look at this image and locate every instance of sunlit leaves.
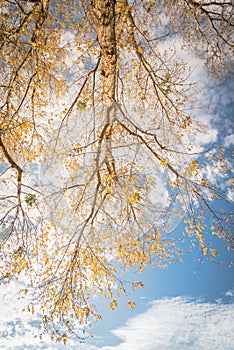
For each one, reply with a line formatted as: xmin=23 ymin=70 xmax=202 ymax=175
xmin=0 ymin=0 xmax=233 ymax=345
xmin=210 ymin=248 xmax=218 ymax=257
xmin=109 ymin=299 xmax=118 ymax=310
xmin=132 ymin=281 xmax=144 ymax=290
xmin=128 ymin=300 xmax=136 ymax=310
xmin=183 ymin=160 xmax=199 ymax=177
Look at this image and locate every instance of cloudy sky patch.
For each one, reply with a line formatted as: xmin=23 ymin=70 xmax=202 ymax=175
xmin=100 ymin=297 xmax=234 ymax=350
xmin=1 ymin=279 xmax=233 ymax=350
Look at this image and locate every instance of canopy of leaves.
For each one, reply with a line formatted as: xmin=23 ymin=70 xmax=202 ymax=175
xmin=0 ymin=0 xmax=233 ymax=344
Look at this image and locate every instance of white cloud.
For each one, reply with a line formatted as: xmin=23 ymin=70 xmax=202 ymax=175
xmin=192 ymin=119 xmax=218 ymax=153
xmin=0 ymin=279 xmax=80 ymax=349
xmin=99 ymin=297 xmax=234 ymax=350
xmin=224 ymin=134 xmax=234 ymax=147
xmin=1 ymin=281 xmax=233 ymax=350
xmin=225 ymin=289 xmax=234 ymax=298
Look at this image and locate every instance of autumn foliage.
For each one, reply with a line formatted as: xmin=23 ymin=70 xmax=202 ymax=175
xmin=0 ymin=0 xmax=233 ymax=343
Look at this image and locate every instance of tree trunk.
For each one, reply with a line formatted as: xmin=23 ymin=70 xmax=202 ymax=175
xmin=92 ymin=0 xmax=117 ymax=106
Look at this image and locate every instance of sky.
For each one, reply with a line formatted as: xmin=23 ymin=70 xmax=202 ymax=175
xmin=1 ymin=81 xmax=233 ymax=349
xmin=0 ymin=240 xmax=233 ymax=349
xmin=0 ymin=72 xmax=233 ymax=348
xmin=0 ymin=4 xmax=234 ymax=350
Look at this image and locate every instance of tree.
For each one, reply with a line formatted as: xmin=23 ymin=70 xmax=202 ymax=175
xmin=0 ymin=0 xmax=233 ymax=344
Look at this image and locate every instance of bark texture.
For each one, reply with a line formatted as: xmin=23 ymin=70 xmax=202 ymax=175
xmin=92 ymin=0 xmax=117 ymax=105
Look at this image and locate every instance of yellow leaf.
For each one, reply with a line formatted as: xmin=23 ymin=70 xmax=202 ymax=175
xmin=109 ymin=299 xmax=118 ymax=310
xmin=128 ymin=300 xmax=136 ymax=310
xmin=203 ymin=247 xmax=208 ymax=256
xmin=210 ymin=249 xmax=218 ymax=257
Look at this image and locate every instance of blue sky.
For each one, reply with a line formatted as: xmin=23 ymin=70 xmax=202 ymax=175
xmin=0 ymin=230 xmax=233 ymax=349
xmin=87 ymin=72 xmax=234 ymax=349
xmin=88 ymin=218 xmax=234 ymax=349
xmin=1 ymin=66 xmax=234 ymax=350
xmin=0 ymin=154 xmax=233 ymax=350
xmin=0 ymin=10 xmax=234 ymax=350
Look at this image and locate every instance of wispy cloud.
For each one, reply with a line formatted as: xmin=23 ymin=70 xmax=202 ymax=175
xmin=1 ymin=280 xmax=233 ymax=350
xmin=99 ymin=297 xmax=234 ymax=350
xmin=0 ymin=280 xmax=56 ymax=349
